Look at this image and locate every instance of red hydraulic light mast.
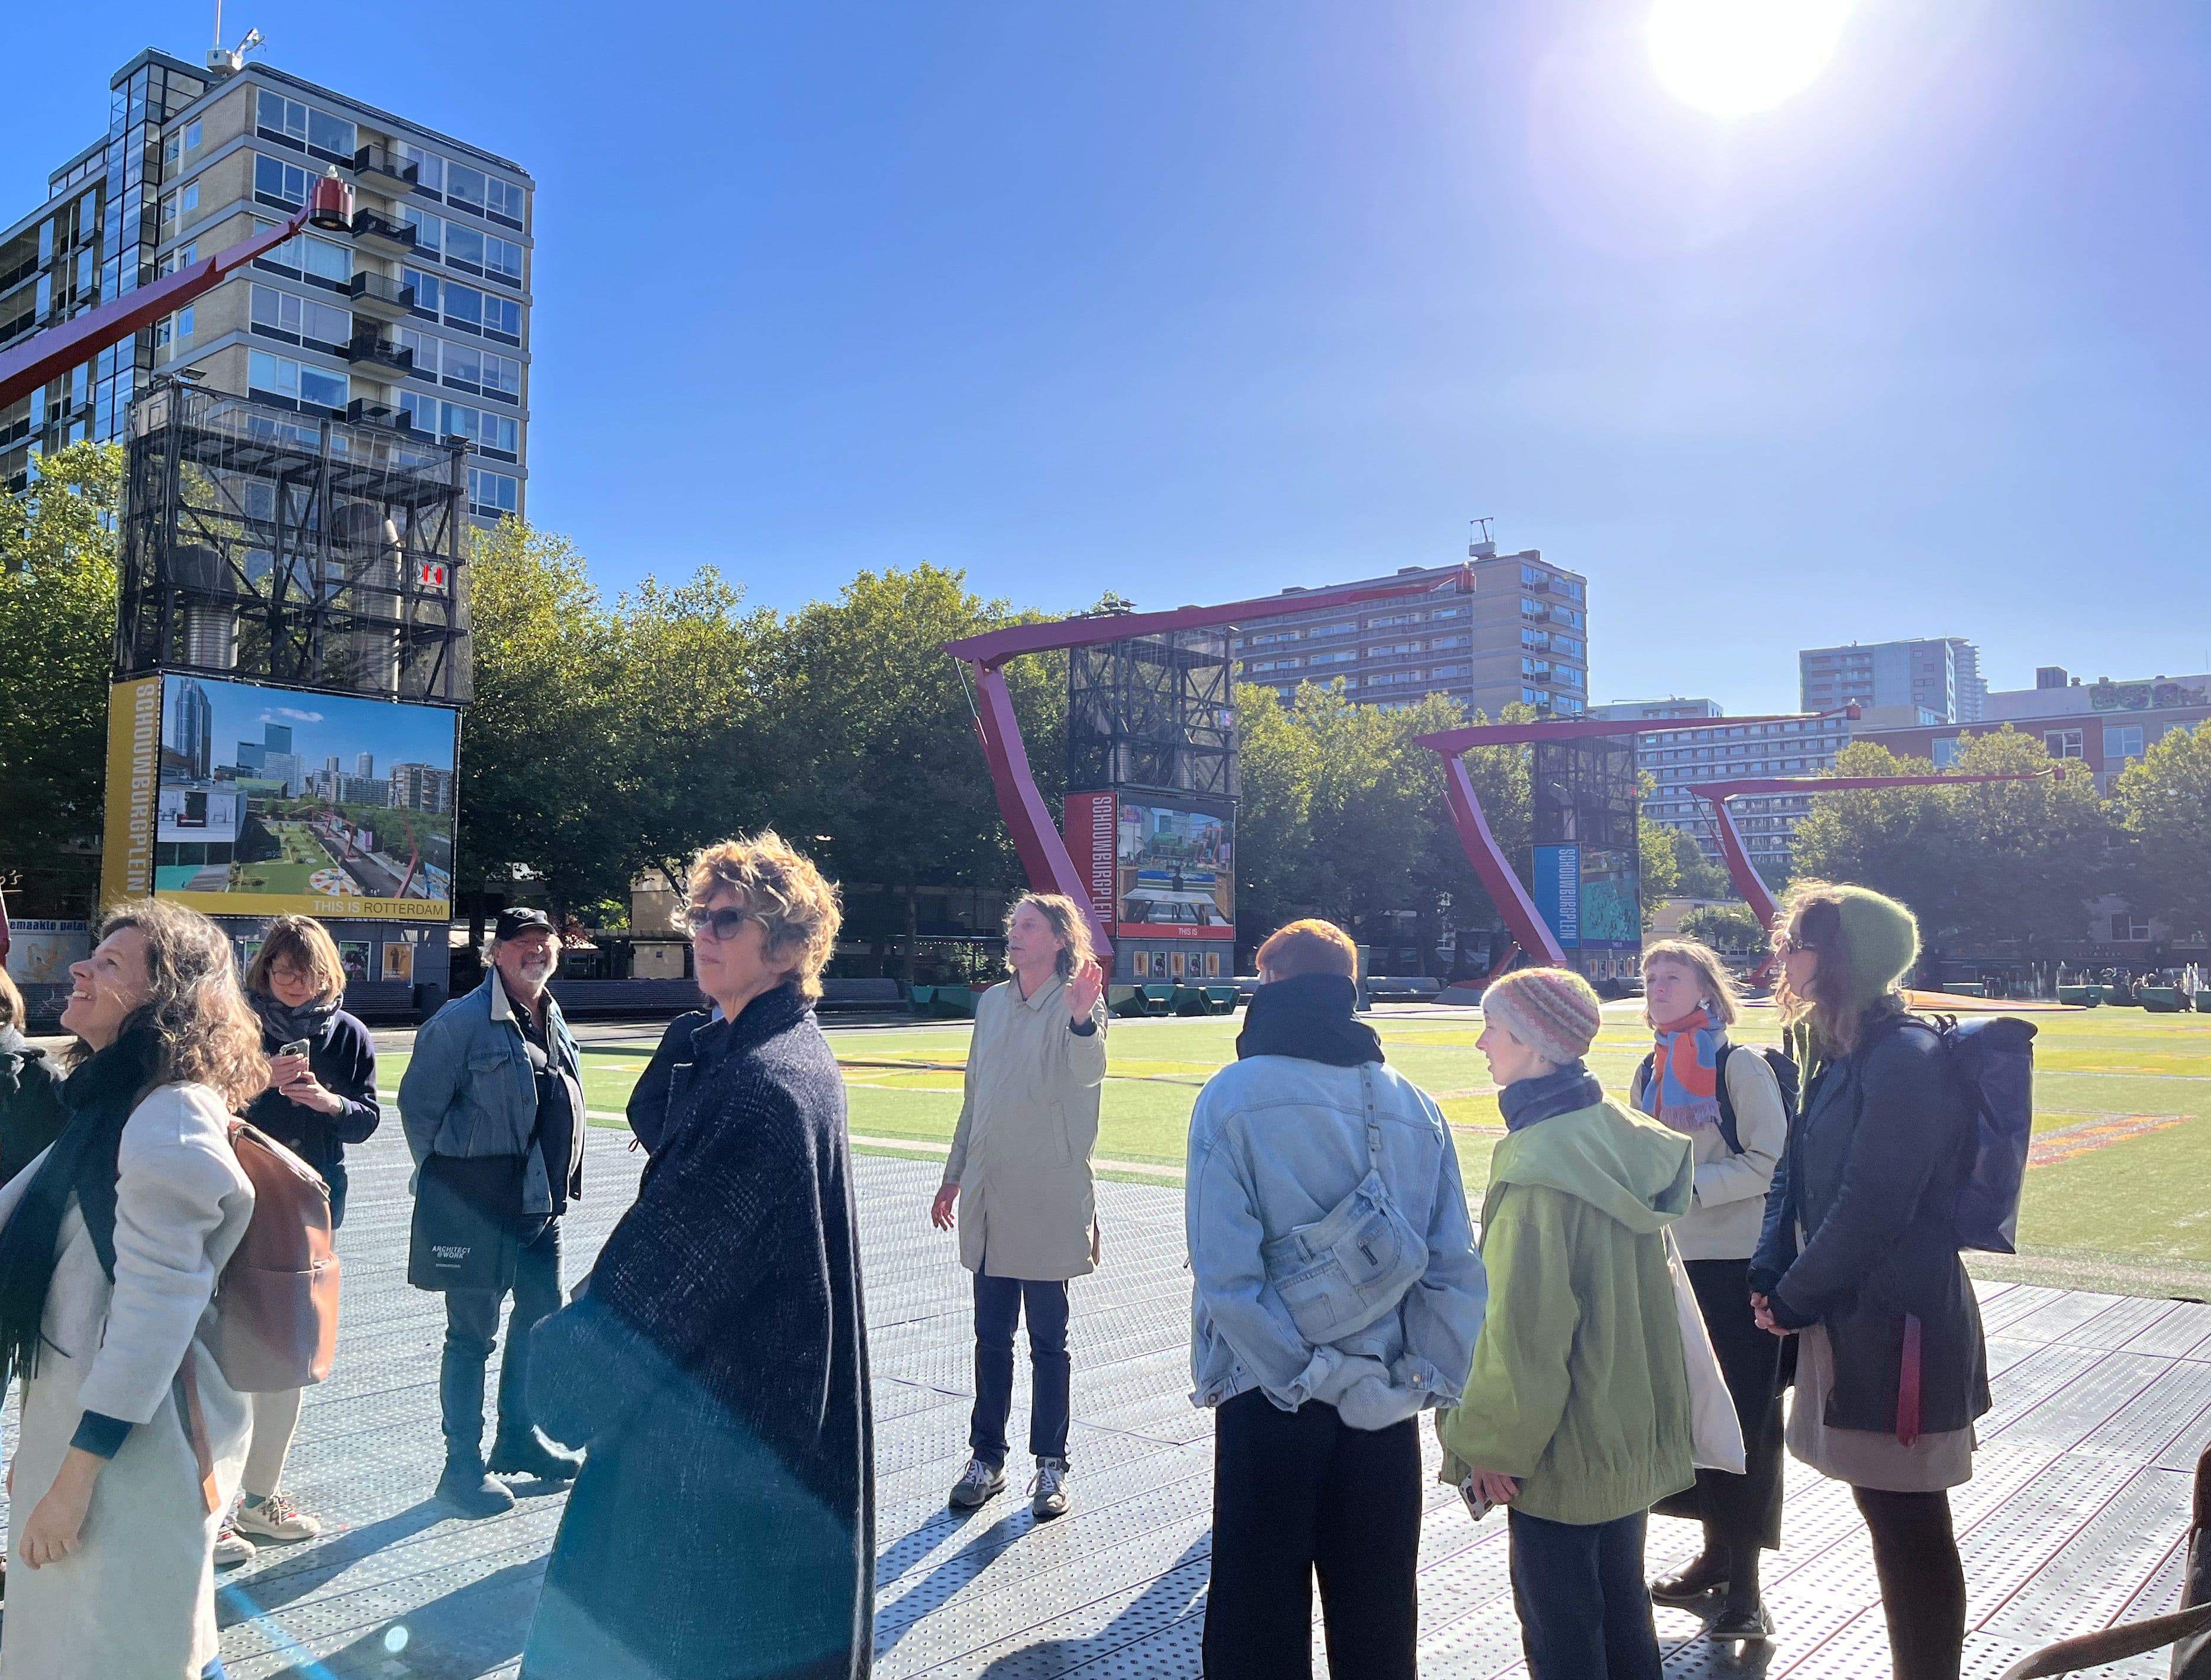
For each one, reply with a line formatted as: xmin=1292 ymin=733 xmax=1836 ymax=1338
xmin=944 ymin=568 xmax=1475 ymax=959
xmin=0 ymin=170 xmax=355 ymax=414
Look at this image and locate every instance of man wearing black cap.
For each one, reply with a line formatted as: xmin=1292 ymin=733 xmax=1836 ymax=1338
xmin=399 ymin=907 xmax=588 ymax=1515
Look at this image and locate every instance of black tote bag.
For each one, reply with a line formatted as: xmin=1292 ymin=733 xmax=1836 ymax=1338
xmin=408 ymin=1153 xmax=526 ymax=1292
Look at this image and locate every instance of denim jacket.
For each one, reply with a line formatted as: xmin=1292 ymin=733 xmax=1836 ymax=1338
xmin=1186 ymin=1054 xmax=1487 ymax=1429
xmin=398 ymin=969 xmax=583 ymax=1218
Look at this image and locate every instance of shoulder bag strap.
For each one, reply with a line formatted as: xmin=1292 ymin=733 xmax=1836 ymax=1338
xmin=1359 ymin=1062 xmax=1384 ymax=1175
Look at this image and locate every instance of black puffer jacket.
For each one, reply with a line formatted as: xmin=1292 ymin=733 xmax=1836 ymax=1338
xmin=1752 ymin=1015 xmax=1990 ymax=1436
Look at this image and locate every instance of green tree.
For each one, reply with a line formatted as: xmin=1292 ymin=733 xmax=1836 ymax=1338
xmin=2112 ymin=720 xmax=2211 ymax=941
xmin=776 ymin=565 xmax=1065 ymax=974
xmin=1231 ymin=683 xmax=1321 ymax=941
xmin=456 ymin=520 xmax=627 ymax=917
xmin=0 ymin=441 xmax=123 ymax=911
xmin=1791 ymin=730 xmax=2113 ymax=957
xmin=1678 ymin=902 xmax=1768 ymax=952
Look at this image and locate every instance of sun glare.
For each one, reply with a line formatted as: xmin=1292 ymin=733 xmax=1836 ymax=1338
xmin=1647 ymin=0 xmax=1855 ymax=117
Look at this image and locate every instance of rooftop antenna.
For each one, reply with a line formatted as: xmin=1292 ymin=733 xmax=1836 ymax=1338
xmin=1468 ymin=517 xmax=1497 ymax=560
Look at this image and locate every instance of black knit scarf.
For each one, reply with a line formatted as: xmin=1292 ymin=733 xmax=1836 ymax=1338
xmin=1235 ymin=972 xmax=1384 ymax=1068
xmin=0 ymin=1017 xmax=163 ymax=1384
xmin=1498 ymin=1060 xmax=1603 ymax=1132
xmin=248 ymin=988 xmax=339 ymax=1050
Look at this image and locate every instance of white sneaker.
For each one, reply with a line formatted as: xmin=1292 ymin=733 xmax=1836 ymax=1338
xmin=214 ymin=1526 xmax=257 ymax=1568
xmin=233 ymin=1491 xmax=321 ymax=1543
xmin=947 ymin=1456 xmax=1005 ymax=1509
xmin=1030 ymin=1457 xmax=1071 ymax=1520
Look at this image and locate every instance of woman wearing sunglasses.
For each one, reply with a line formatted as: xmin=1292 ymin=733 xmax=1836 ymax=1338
xmin=521 ymin=831 xmax=873 ymax=1680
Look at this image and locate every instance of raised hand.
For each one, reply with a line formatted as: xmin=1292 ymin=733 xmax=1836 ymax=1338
xmin=1066 ymin=956 xmax=1105 ymax=1021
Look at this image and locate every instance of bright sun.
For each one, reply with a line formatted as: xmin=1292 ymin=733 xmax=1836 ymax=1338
xmin=1647 ymin=0 xmax=1855 ymax=117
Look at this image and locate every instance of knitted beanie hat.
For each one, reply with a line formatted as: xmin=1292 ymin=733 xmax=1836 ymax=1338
xmin=1832 ymin=885 xmax=1921 ymax=1005
xmin=1482 ymin=967 xmax=1603 ymax=1066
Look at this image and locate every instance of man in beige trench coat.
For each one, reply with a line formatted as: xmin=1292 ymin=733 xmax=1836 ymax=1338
xmin=930 ymin=891 xmax=1108 ymax=1521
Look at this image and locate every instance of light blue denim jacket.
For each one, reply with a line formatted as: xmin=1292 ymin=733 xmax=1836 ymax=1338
xmin=397 ymin=969 xmax=583 ymax=1218
xmin=1186 ymin=1054 xmax=1487 ymax=1429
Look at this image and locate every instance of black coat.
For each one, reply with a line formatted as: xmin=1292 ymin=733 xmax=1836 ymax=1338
xmin=524 ymin=985 xmax=874 ymax=1680
xmin=242 ymin=1007 xmax=381 ymax=1172
xmin=0 ymin=1043 xmax=65 ymax=1188
xmin=1753 ymin=1017 xmax=1990 ymax=1436
xmin=624 ymin=1008 xmax=708 ymax=1155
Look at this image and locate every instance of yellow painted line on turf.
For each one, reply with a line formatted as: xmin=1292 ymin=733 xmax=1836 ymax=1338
xmin=846 ymin=1134 xmax=1184 ymax=1179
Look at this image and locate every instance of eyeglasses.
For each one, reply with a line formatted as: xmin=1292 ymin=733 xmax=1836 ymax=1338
xmin=1776 ymin=934 xmax=1818 ymax=956
xmin=685 ymin=906 xmax=753 ymax=943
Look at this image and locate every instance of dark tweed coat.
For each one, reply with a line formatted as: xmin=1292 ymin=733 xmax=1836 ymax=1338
xmin=522 ymin=985 xmax=874 ymax=1679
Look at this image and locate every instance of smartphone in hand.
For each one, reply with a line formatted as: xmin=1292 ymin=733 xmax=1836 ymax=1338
xmin=1458 ymin=1476 xmax=1497 ymax=1523
xmin=280 ymin=1039 xmax=312 ymax=1060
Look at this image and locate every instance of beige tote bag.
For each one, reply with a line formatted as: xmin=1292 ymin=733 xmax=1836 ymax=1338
xmin=1666 ymin=1230 xmax=1746 ymax=1475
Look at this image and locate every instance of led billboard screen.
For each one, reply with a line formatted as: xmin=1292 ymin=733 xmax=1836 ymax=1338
xmin=104 ymin=675 xmax=459 ymax=919
xmin=1114 ymin=801 xmax=1233 ymax=939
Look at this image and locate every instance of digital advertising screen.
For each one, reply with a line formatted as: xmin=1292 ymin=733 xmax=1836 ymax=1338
xmin=1114 ymin=800 xmax=1233 ymax=940
xmin=105 ymin=674 xmax=459 ymax=920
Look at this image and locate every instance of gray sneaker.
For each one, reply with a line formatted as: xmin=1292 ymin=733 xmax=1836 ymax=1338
xmin=1030 ymin=1457 xmax=1071 ymax=1521
xmin=948 ymin=1456 xmax=1005 ymax=1510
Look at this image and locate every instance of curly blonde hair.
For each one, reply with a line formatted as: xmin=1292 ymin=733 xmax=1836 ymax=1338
xmin=687 ymin=831 xmax=843 ymax=1000
xmin=88 ymin=899 xmax=269 ymax=1108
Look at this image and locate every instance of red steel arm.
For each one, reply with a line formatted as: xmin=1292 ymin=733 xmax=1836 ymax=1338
xmin=968 ymin=663 xmax=1112 ymax=955
xmin=1439 ymin=752 xmax=1565 ymax=966
xmin=0 ymin=173 xmax=351 ymax=413
xmin=946 ymin=567 xmax=1476 ymax=959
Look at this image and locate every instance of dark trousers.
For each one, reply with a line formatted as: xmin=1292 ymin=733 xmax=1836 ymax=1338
xmin=1855 ymin=1486 xmax=1967 ymax=1680
xmin=1508 ymin=1508 xmax=1664 ymax=1680
xmin=441 ymin=1218 xmax=563 ymax=1461
xmin=1203 ymin=1390 xmax=1420 ymax=1680
xmin=1656 ymin=1258 xmax=1785 ymax=1569
xmin=969 ymin=1272 xmax=1071 ymax=1467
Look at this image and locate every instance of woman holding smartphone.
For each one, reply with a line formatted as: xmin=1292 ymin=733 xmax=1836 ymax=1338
xmin=224 ymin=914 xmax=381 ymax=1564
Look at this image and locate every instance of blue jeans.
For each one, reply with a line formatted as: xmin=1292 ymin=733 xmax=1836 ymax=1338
xmin=1507 ymin=1507 xmax=1663 ymax=1680
xmin=441 ymin=1218 xmax=564 ymax=1457
xmin=968 ymin=1272 xmax=1070 ymax=1467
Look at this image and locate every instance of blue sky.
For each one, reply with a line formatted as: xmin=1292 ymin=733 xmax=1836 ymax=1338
xmin=172 ymin=676 xmax=457 ymax=774
xmin=13 ymin=3 xmax=2211 ymax=712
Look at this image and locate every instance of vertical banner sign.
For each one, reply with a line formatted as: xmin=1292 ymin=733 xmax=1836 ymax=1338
xmin=1061 ymin=791 xmax=1119 ymax=936
xmin=1533 ymin=843 xmax=1581 ymax=950
xmin=99 ymin=676 xmax=165 ymax=908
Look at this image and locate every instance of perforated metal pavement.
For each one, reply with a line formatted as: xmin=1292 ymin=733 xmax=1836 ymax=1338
xmin=5 ymin=1114 xmax=2203 ymax=1678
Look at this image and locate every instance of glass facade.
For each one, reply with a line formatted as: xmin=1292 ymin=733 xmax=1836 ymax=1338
xmin=2 ymin=52 xmax=531 ymax=523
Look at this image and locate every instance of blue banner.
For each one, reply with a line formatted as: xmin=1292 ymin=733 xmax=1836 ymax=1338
xmin=1533 ymin=844 xmax=1581 ymax=947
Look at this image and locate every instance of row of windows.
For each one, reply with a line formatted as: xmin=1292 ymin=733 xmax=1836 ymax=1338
xmin=253 ymin=153 xmax=316 ymax=214
xmin=249 ymin=348 xmax=349 ymax=413
xmin=1518 ymin=563 xmax=1585 ymax=602
xmin=397 ymin=143 xmax=526 ymax=229
xmin=401 ymin=208 xmax=524 ymax=286
xmin=1230 ymin=605 xmax=1468 ymax=649
xmin=404 ymin=268 xmax=523 ymax=344
xmin=395 ymin=330 xmax=523 ymax=402
xmin=250 ymin=284 xmax=351 ymax=352
xmin=257 ymin=91 xmax=357 ymax=165
xmin=397 ymin=391 xmax=519 ymax=459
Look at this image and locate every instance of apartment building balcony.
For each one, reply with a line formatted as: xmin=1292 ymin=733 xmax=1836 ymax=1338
xmin=346 ymin=398 xmax=414 ymax=433
xmin=350 ymin=209 xmax=419 ymax=259
xmin=345 ymin=333 xmax=414 ymax=378
xmin=347 ymin=269 xmax=416 ymax=322
xmin=352 ymin=144 xmax=420 ymax=195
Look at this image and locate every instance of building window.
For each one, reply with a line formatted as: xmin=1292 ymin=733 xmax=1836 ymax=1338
xmin=402 ymin=207 xmax=443 ymax=257
xmin=1932 ymin=737 xmax=1961 ymax=768
xmin=1521 ymin=627 xmax=1549 ymax=649
xmin=405 ymin=267 xmax=441 ymax=318
xmin=1307 ymin=650 xmax=1355 ymax=667
xmin=445 ymin=163 xmax=488 ymax=212
xmin=468 ymin=466 xmax=519 ymax=518
xmin=2044 ymin=728 xmax=2084 ymax=760
xmin=2112 ymin=912 xmax=2151 ymax=943
xmin=1551 ymin=635 xmax=1584 ymax=659
xmin=159 ymin=181 xmax=199 ymax=243
xmin=1246 ymin=658 xmax=1299 ymax=673
xmin=485 ymin=178 xmax=526 ymax=228
xmin=2104 ymin=725 xmax=2145 ymax=762
xmin=257 ymin=92 xmax=356 ymax=164
xmin=153 ymin=306 xmax=194 ymax=352
xmin=247 ymin=349 xmax=349 ymax=414
xmin=484 ymin=234 xmax=524 ymax=285
xmin=253 ymin=154 xmax=311 ymax=210
xmin=250 ymin=285 xmax=352 ymax=352
xmin=397 ymin=141 xmax=445 ymax=196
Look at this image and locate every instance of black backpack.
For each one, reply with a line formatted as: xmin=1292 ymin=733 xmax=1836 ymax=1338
xmin=1635 ymin=1042 xmax=1800 ymax=1156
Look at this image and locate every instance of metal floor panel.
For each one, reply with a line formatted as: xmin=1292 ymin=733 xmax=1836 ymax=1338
xmin=0 ymin=1120 xmax=2197 ymax=1678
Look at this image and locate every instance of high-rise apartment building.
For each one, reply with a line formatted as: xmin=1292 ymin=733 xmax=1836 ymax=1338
xmin=1588 ymin=698 xmax=1854 ymax=879
xmin=1229 ymin=546 xmax=1591 ymax=721
xmin=0 ymin=47 xmax=531 ymax=525
xmin=1800 ymin=637 xmax=1984 ymax=723
xmin=169 ymin=676 xmax=213 ymax=778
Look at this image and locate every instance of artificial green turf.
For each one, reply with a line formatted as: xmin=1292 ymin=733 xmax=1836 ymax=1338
xmin=375 ymin=1002 xmax=2211 ymax=1282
